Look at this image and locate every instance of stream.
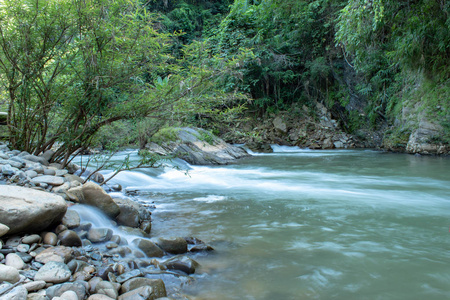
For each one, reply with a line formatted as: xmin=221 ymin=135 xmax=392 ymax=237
xmin=101 ymin=147 xmax=450 ymax=299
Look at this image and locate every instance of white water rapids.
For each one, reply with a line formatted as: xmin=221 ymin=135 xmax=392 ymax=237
xmin=93 ymin=147 xmax=450 ymax=299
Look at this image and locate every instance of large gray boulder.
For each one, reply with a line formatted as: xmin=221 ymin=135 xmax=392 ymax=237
xmin=146 ymin=127 xmax=250 ymax=165
xmin=113 ymin=198 xmax=141 ymax=228
xmin=80 ymin=182 xmax=120 ymax=218
xmin=0 ymin=186 xmax=67 ymax=235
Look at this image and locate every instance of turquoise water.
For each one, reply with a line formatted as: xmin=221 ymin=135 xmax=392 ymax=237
xmin=107 ymin=148 xmax=450 ymax=299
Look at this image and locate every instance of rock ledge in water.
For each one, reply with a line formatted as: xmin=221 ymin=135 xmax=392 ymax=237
xmin=146 ymin=127 xmax=250 ymax=165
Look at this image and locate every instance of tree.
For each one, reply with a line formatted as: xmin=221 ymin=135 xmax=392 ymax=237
xmin=0 ymin=0 xmax=172 ymax=165
xmin=0 ymin=0 xmax=250 ymax=165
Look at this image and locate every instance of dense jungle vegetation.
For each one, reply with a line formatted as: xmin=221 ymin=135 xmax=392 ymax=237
xmin=0 ymin=0 xmax=449 ymax=161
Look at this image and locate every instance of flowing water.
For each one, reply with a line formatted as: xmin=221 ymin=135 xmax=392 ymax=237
xmin=102 ymin=147 xmax=450 ymax=299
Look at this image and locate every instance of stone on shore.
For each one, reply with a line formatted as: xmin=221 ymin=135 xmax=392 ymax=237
xmin=0 ymin=223 xmax=9 ymax=237
xmin=45 ymin=281 xmax=87 ymax=299
xmin=5 ymin=253 xmax=25 ymax=270
xmin=0 ymin=284 xmax=28 ymax=299
xmin=62 ymin=210 xmax=81 ymax=229
xmin=0 ymin=263 xmax=20 ymax=283
xmin=156 ymin=237 xmax=187 ymax=254
xmin=88 ymin=295 xmax=115 ymax=300
xmin=58 ymin=230 xmax=82 ymax=247
xmin=31 ymin=175 xmax=65 ymax=186
xmin=34 ymin=261 xmax=71 ymax=283
xmin=23 ymin=281 xmax=46 ymax=292
xmin=113 ymin=198 xmax=140 ymax=228
xmin=35 ymin=246 xmax=74 ymax=264
xmin=0 ymin=186 xmax=67 ymax=235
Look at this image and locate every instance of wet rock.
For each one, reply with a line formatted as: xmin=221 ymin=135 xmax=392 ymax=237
xmin=156 ymin=237 xmax=187 ymax=254
xmin=132 ymin=239 xmax=164 ymax=258
xmin=116 ymin=269 xmax=143 ymax=283
xmin=0 ymin=223 xmax=9 ymax=237
xmin=0 ymin=263 xmax=20 ymax=283
xmin=5 ymin=253 xmax=25 ymax=270
xmin=45 ymin=281 xmax=87 ymax=299
xmin=35 ymin=246 xmax=74 ymax=264
xmin=120 ymin=278 xmax=166 ymax=298
xmin=66 ymin=186 xmax=85 ymax=202
xmin=147 ymin=127 xmax=250 ymax=165
xmin=105 ymin=242 xmax=118 ymax=249
xmin=0 ymin=186 xmax=67 ymax=235
xmin=139 ymin=221 xmax=151 ymax=235
xmin=113 ymin=198 xmax=140 ymax=228
xmin=185 ymin=237 xmax=214 ymax=252
xmin=160 ymin=256 xmax=199 ymax=275
xmin=42 ymin=232 xmax=58 ymax=246
xmin=58 ymin=230 xmax=82 ymax=247
xmin=80 ymin=182 xmax=120 ymax=218
xmin=87 ymin=228 xmax=113 ymax=243
xmin=34 ymin=261 xmax=71 ymax=283
xmin=118 ymin=226 xmax=146 ymax=237
xmin=79 ymin=223 xmax=93 ymax=231
xmin=62 ymin=210 xmax=81 ymax=229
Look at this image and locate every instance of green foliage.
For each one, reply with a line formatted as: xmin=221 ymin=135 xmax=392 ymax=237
xmin=196 ymin=130 xmax=217 ymax=145
xmin=151 ymin=127 xmax=181 ymax=143
xmin=336 ymin=0 xmax=450 ymax=128
xmin=211 ymin=0 xmax=346 ymax=115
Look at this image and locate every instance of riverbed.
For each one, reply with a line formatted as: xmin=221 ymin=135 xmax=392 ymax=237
xmin=105 ymin=147 xmax=450 ymax=299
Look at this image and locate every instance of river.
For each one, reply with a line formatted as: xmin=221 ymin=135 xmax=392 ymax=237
xmin=103 ymin=147 xmax=450 ymax=299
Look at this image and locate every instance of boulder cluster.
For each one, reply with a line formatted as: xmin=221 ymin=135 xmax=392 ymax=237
xmin=0 ymin=142 xmax=213 ymax=299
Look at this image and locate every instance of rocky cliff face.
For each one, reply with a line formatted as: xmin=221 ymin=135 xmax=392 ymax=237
xmin=383 ymin=104 xmax=449 ymax=155
xmin=225 ymin=102 xmax=370 ymax=151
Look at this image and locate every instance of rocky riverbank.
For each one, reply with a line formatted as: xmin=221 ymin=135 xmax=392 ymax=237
xmin=0 ymin=142 xmax=213 ymax=300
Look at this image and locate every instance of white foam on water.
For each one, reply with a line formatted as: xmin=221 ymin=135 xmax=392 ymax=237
xmin=193 ymin=195 xmax=227 ymax=203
